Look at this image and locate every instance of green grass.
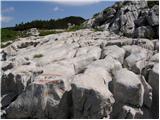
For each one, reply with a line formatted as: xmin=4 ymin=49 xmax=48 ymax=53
xmin=93 ymin=27 xmax=103 ymax=32
xmin=33 ymin=54 xmax=43 ymax=58
xmin=1 ymin=29 xmax=29 ymax=48
xmin=67 ymin=24 xmax=85 ymax=32
xmin=1 ymin=29 xmax=19 ymax=43
xmin=39 ymin=30 xmax=62 ymax=36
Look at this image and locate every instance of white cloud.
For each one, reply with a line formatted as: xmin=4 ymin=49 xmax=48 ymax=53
xmin=2 ymin=7 xmax=15 ymax=13
xmin=0 ymin=16 xmax=13 ymax=23
xmin=51 ymin=0 xmax=101 ymax=6
xmin=53 ymin=6 xmax=64 ymax=12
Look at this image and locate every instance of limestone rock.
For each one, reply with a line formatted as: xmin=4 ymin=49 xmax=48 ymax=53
xmin=118 ymin=105 xmax=143 ymax=119
xmin=133 ymin=26 xmax=155 ymax=39
xmin=71 ymin=69 xmax=115 ymax=118
xmin=113 ymin=68 xmax=144 ymax=106
xmin=6 ymin=77 xmax=65 ymax=118
xmin=146 ymin=5 xmax=159 ymax=26
xmin=102 ymin=45 xmax=125 ymax=64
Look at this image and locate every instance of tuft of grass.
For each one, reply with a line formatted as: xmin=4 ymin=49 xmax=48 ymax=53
xmin=39 ymin=30 xmax=62 ymax=36
xmin=33 ymin=54 xmax=43 ymax=58
xmin=93 ymin=27 xmax=103 ymax=32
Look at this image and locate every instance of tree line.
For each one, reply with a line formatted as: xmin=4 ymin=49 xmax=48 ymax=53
xmin=10 ymin=16 xmax=85 ymax=31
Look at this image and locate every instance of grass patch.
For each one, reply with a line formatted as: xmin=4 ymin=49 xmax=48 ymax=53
xmin=93 ymin=27 xmax=103 ymax=32
xmin=1 ymin=29 xmax=19 ymax=43
xmin=1 ymin=28 xmax=29 ymax=48
xmin=67 ymin=24 xmax=85 ymax=32
xmin=39 ymin=30 xmax=62 ymax=36
xmin=33 ymin=54 xmax=43 ymax=58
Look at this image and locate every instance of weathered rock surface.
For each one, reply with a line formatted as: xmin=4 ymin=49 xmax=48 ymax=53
xmin=113 ymin=68 xmax=144 ymax=106
xmin=86 ymin=1 xmax=159 ymax=39
xmin=1 ymin=27 xmax=159 ymax=118
xmin=71 ymin=67 xmax=115 ymax=118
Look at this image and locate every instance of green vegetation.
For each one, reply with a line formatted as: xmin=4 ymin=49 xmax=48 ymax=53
xmin=14 ymin=16 xmax=85 ymax=31
xmin=33 ymin=54 xmax=43 ymax=58
xmin=39 ymin=30 xmax=63 ymax=36
xmin=103 ymin=7 xmax=113 ymax=14
xmin=147 ymin=1 xmax=159 ymax=8
xmin=1 ymin=29 xmax=19 ymax=42
xmin=1 ymin=28 xmax=30 ymax=48
xmin=116 ymin=2 xmax=123 ymax=10
xmin=67 ymin=24 xmax=85 ymax=32
xmin=93 ymin=27 xmax=103 ymax=32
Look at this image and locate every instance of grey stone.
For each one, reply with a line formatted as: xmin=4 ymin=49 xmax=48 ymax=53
xmin=113 ymin=68 xmax=144 ymax=106
xmin=133 ymin=26 xmax=155 ymax=39
xmin=118 ymin=105 xmax=143 ymax=119
xmin=146 ymin=5 xmax=159 ymax=26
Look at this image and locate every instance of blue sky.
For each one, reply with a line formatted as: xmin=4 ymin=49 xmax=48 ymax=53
xmin=1 ymin=1 xmax=116 ymax=28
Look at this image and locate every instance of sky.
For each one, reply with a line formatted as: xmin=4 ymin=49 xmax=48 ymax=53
xmin=1 ymin=0 xmax=116 ymax=28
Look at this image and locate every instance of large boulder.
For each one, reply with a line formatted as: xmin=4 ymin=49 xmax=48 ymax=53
xmin=133 ymin=26 xmax=155 ymax=39
xmin=146 ymin=5 xmax=159 ymax=26
xmin=1 ymin=65 xmax=43 ymax=108
xmin=71 ymin=67 xmax=115 ymax=118
xmin=123 ymin=45 xmax=153 ymax=74
xmin=26 ymin=28 xmax=39 ymax=36
xmin=5 ymin=74 xmax=67 ymax=118
xmin=111 ymin=68 xmax=145 ymax=118
xmin=113 ymin=68 xmax=144 ymax=106
xmin=148 ymin=63 xmax=159 ymax=118
xmin=87 ymin=56 xmax=122 ymax=74
xmin=118 ymin=105 xmax=143 ymax=119
xmin=102 ymin=45 xmax=125 ymax=64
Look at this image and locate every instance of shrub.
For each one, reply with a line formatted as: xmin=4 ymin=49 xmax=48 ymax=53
xmin=33 ymin=54 xmax=43 ymax=58
xmin=103 ymin=7 xmax=113 ymax=14
xmin=93 ymin=13 xmax=99 ymax=18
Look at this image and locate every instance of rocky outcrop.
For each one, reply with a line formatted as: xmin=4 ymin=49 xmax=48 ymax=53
xmin=86 ymin=1 xmax=159 ymax=39
xmin=1 ymin=28 xmax=159 ymax=118
xmin=26 ymin=28 xmax=39 ymax=36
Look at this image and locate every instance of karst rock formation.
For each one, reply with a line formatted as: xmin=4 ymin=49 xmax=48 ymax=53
xmin=1 ymin=0 xmax=159 ymax=119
